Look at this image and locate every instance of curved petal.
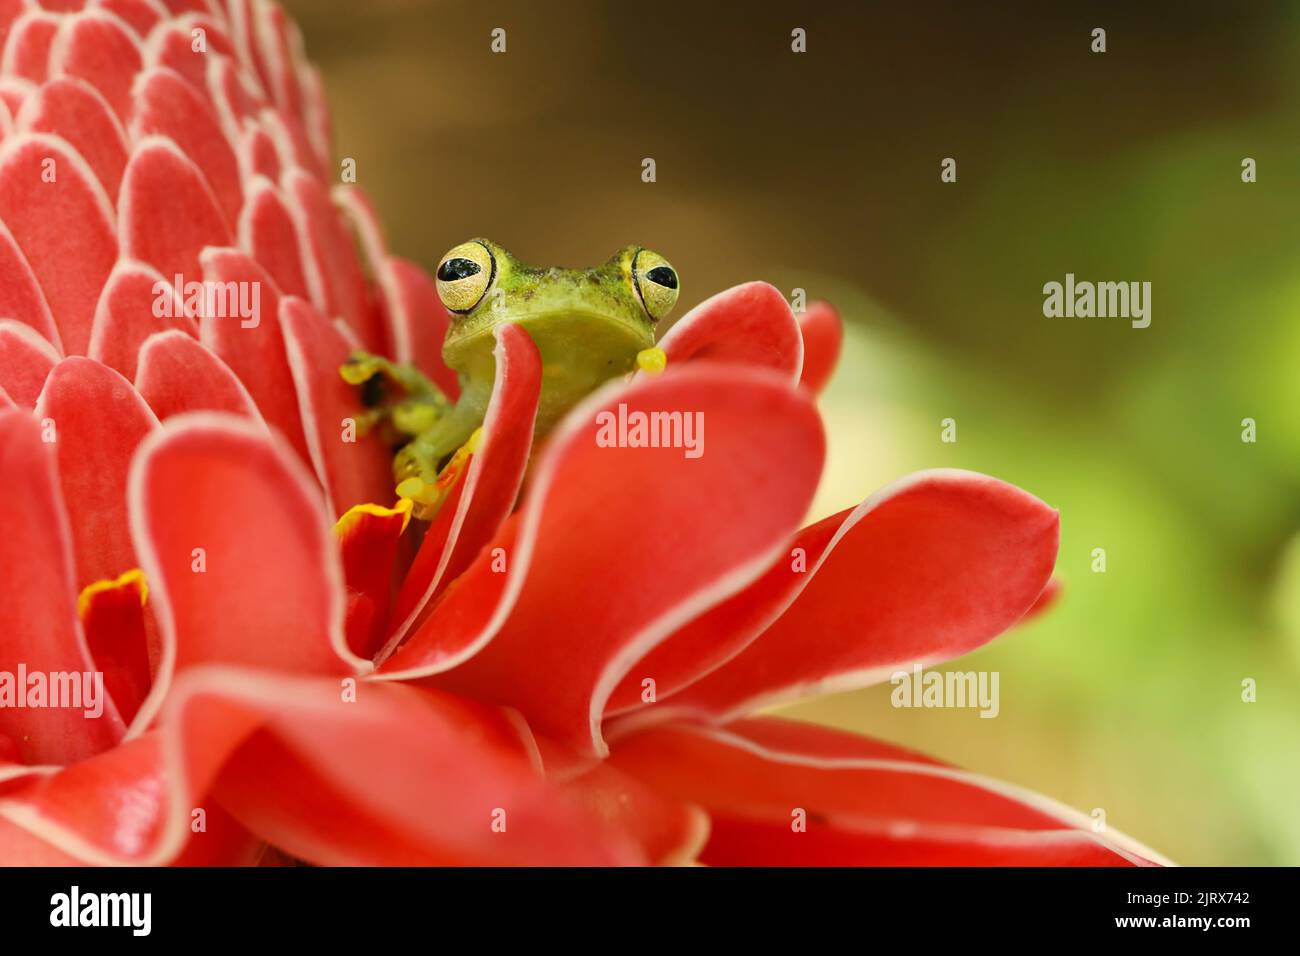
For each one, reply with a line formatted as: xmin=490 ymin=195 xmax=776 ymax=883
xmin=336 ymin=500 xmax=411 ymax=660
xmin=0 ymin=220 xmax=61 ymax=352
xmin=796 ymin=301 xmax=841 ymax=394
xmin=35 ymin=356 xmax=160 ymax=591
xmin=657 ymin=281 xmax=802 ymax=382
xmin=385 ymin=364 xmax=825 ymax=759
xmin=333 ymin=185 xmax=458 ymax=398
xmin=279 ymin=295 xmax=394 ymax=518
xmin=0 ymin=410 xmax=125 ymax=765
xmin=130 ymin=67 xmax=243 ymax=226
xmin=48 ymin=9 xmax=144 ymax=122
xmin=197 ymin=246 xmax=309 ymax=460
xmin=239 ymin=175 xmax=308 ymax=297
xmin=0 ymin=318 xmax=59 ymax=407
xmin=95 ymin=0 xmax=165 ymax=39
xmin=0 ymin=668 xmax=640 ymax=866
xmin=13 ymin=75 xmax=128 ymax=200
xmin=3 ymin=12 xmax=60 ymax=85
xmin=79 ymin=568 xmax=152 ymax=728
xmin=143 ymin=15 xmax=237 ymax=96
xmin=119 ymin=136 xmax=233 ymax=281
xmin=613 ymin=470 xmax=1059 ymax=726
xmin=87 ymin=259 xmax=196 ymax=381
xmin=389 ymin=322 xmax=541 ymax=641
xmin=0 ymin=133 xmax=117 ymax=356
xmin=388 ymin=257 xmax=458 ymax=398
xmin=126 ymin=412 xmax=368 ymax=735
xmin=562 ymin=758 xmax=709 ymax=866
xmin=282 ymin=167 xmax=377 ymax=349
xmin=135 ymin=329 xmax=265 ymax=422
xmin=608 ymin=718 xmax=1169 ymax=866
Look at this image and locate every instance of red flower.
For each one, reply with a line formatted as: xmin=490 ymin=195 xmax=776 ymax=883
xmin=0 ymin=1 xmax=1167 ymax=866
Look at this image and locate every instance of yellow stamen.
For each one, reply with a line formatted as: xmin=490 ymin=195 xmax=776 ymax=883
xmin=77 ymin=568 xmax=148 ymax=619
xmin=334 ymin=497 xmax=414 ymax=537
xmin=636 ymin=347 xmax=667 ymax=375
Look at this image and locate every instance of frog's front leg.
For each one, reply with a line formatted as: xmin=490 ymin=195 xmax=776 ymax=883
xmin=342 ymin=351 xmax=449 ymax=439
xmin=341 ymin=351 xmax=486 ymax=516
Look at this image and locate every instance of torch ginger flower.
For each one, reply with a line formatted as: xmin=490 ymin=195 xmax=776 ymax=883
xmin=0 ymin=0 xmax=1168 ymax=867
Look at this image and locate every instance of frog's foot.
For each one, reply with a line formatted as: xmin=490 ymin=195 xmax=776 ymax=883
xmin=340 ymin=351 xmax=450 ymax=440
xmin=393 ymin=428 xmax=482 ymax=520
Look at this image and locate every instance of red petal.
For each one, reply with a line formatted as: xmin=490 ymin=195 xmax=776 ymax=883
xmin=608 ymin=718 xmax=1168 ymax=866
xmin=0 ymin=670 xmax=639 ymax=865
xmin=239 ymin=175 xmax=308 ymax=297
xmin=134 ymin=329 xmax=264 ymax=422
xmin=0 ymin=76 xmax=34 ymax=124
xmin=239 ymin=121 xmax=281 ymax=182
xmin=146 ymin=15 xmax=237 ymax=94
xmin=796 ymin=301 xmax=842 ymax=394
xmin=119 ymin=137 xmax=233 ymax=281
xmin=624 ymin=470 xmax=1059 ymax=723
xmin=298 ymin=63 xmax=332 ymax=172
xmin=389 ymin=364 xmax=825 ymax=759
xmin=197 ymin=246 xmax=310 ymax=461
xmin=128 ymin=413 xmax=366 ymax=732
xmin=389 ymin=257 xmax=459 ymax=397
xmin=563 ymin=757 xmax=709 ymax=866
xmin=1023 ymin=576 xmax=1063 ymax=622
xmin=390 ymin=322 xmax=540 ymax=640
xmin=251 ymin=1 xmax=302 ymax=121
xmin=225 ymin=0 xmax=271 ymax=101
xmin=48 ymin=10 xmax=143 ymax=122
xmin=79 ymin=569 xmax=151 ymax=726
xmin=35 ymin=356 xmax=159 ymax=591
xmin=283 ymin=170 xmax=378 ymax=348
xmin=0 ymin=0 xmax=30 ymax=55
xmin=657 ymin=281 xmax=802 ymax=381
xmin=0 ymin=319 xmax=59 ymax=407
xmin=335 ymin=501 xmax=412 ymax=660
xmin=13 ymin=76 xmax=128 ymax=199
xmin=94 ymin=0 xmax=163 ymax=38
xmin=334 ymin=187 xmax=458 ymax=398
xmin=88 ymin=260 xmax=196 ymax=381
xmin=0 ymin=222 xmax=61 ymax=352
xmin=2 ymin=12 xmax=59 ymax=84
xmin=130 ymin=67 xmax=243 ymax=226
xmin=279 ymin=295 xmax=396 ymax=517
xmin=0 ymin=410 xmax=125 ymax=764
xmin=0 ymin=134 xmax=117 ymax=356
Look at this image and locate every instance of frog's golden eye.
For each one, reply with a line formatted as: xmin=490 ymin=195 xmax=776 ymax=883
xmin=632 ymin=249 xmax=679 ymax=321
xmin=436 ymin=240 xmax=496 ymax=313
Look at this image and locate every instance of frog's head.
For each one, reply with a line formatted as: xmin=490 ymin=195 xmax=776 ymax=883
xmin=434 ymin=238 xmax=679 ymax=378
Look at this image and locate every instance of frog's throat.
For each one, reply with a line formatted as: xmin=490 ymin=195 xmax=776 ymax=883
xmin=443 ymin=307 xmax=655 ymax=367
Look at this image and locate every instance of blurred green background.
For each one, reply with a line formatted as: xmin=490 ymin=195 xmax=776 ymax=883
xmin=283 ymin=0 xmax=1300 ymax=864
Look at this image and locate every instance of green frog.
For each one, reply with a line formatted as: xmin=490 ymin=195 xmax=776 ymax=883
xmin=341 ymin=238 xmax=679 ymax=511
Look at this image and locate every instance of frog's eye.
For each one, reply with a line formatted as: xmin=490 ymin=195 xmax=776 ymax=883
xmin=436 ymin=241 xmax=496 ymax=313
xmin=632 ymin=249 xmax=679 ymax=321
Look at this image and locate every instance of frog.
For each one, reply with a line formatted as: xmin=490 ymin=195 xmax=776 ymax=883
xmin=341 ymin=238 xmax=680 ymax=515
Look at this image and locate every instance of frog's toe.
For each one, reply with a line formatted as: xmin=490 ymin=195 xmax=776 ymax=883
xmin=339 ymin=352 xmax=385 ymax=386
